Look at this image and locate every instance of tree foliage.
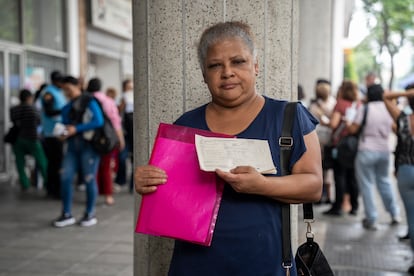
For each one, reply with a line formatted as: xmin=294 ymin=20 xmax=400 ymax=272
xmin=358 ymin=0 xmax=414 ymax=89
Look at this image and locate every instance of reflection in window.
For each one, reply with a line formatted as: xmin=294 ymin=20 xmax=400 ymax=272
xmin=9 ymin=54 xmax=21 ymax=107
xmin=25 ymin=51 xmax=66 ymax=91
xmin=0 ymin=53 xmax=5 ymax=173
xmin=0 ymin=1 xmax=20 ymax=42
xmin=23 ymin=0 xmax=65 ymax=51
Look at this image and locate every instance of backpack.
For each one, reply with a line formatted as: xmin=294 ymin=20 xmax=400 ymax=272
xmin=69 ymin=94 xmax=119 ymax=154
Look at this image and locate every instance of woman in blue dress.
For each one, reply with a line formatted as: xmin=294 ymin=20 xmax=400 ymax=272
xmin=135 ymin=21 xmax=322 ymax=275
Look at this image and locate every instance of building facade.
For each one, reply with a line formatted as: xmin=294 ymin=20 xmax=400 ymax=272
xmin=0 ymin=0 xmax=132 ymax=180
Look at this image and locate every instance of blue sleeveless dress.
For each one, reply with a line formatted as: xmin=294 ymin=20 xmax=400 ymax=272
xmin=169 ymin=96 xmax=318 ymax=276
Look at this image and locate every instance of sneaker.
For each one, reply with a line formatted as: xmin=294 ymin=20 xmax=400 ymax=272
xmin=323 ymin=208 xmax=343 ymax=216
xmin=79 ymin=213 xmax=97 ymax=227
xmin=53 ymin=214 xmax=76 ymax=228
xmin=391 ymin=216 xmax=402 ymax=226
xmin=349 ymin=209 xmax=358 ymax=216
xmin=398 ymin=233 xmax=410 ymax=241
xmin=362 ymin=218 xmax=378 ymax=231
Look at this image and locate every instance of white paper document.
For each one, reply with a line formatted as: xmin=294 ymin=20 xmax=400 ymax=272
xmin=195 ymin=134 xmax=277 ymax=174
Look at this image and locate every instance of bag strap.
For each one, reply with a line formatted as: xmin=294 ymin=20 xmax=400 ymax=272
xmin=280 ymin=102 xmax=296 ymax=274
xmin=357 ymin=104 xmax=369 ymax=139
xmin=280 ymin=102 xmax=314 ymax=275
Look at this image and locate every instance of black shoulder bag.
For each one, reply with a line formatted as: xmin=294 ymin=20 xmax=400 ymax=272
xmin=280 ymin=102 xmax=334 ymax=276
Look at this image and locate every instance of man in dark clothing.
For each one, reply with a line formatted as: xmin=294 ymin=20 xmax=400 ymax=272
xmin=39 ymin=71 xmax=67 ymax=198
xmin=11 ymin=89 xmax=48 ymax=190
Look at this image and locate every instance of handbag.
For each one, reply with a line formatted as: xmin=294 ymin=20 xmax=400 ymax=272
xmin=90 ymin=115 xmax=118 ymax=154
xmin=89 ymin=99 xmax=119 ymax=154
xmin=280 ymin=102 xmax=334 ymax=276
xmin=336 ymin=105 xmax=368 ymax=168
xmin=3 ymin=124 xmax=20 ymax=144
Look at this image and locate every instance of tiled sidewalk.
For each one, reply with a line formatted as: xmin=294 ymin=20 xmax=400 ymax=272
xmin=0 ymin=177 xmax=412 ymax=275
xmin=0 ymin=182 xmax=134 ymax=276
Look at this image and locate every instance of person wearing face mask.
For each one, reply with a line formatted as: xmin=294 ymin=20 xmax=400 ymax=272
xmin=115 ymin=79 xmax=134 ymax=193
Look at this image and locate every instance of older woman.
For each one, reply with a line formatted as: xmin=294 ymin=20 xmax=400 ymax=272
xmin=134 ymin=21 xmax=322 ymax=275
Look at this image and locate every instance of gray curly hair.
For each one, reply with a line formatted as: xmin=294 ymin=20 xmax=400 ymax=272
xmin=197 ymin=21 xmax=257 ymax=74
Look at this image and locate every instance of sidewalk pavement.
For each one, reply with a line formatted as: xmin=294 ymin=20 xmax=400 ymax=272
xmin=0 ymin=181 xmax=134 ymax=276
xmin=302 ymin=195 xmax=413 ymax=275
xmin=0 ymin=178 xmax=412 ymax=275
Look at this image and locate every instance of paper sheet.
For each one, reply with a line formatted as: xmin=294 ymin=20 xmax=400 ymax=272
xmin=195 ymin=134 xmax=277 ymax=174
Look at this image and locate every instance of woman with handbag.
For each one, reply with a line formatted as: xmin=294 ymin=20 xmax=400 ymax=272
xmin=349 ymin=84 xmax=401 ymax=230
xmin=383 ymin=85 xmax=414 ymax=274
xmin=86 ymin=78 xmax=125 ymax=206
xmin=134 ymin=21 xmax=322 ymax=275
xmin=323 ymin=80 xmax=361 ymax=216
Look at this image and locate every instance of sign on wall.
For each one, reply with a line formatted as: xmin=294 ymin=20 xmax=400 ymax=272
xmin=91 ymin=0 xmax=132 ymax=40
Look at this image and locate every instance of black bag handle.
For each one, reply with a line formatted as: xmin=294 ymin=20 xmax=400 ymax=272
xmin=280 ymin=102 xmax=314 ymax=274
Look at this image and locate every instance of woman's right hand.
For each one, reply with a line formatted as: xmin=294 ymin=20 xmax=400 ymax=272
xmin=134 ymin=165 xmax=167 ymax=194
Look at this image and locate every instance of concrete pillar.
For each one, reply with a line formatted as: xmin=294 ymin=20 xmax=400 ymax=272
xmin=132 ymin=1 xmax=299 ymax=275
xmin=77 ymin=0 xmax=88 ymax=78
xmin=298 ymin=0 xmax=333 ymax=103
xmin=298 ymin=0 xmax=355 ymax=102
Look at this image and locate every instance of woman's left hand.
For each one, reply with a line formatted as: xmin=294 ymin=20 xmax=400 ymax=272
xmin=216 ymin=166 xmax=267 ymax=194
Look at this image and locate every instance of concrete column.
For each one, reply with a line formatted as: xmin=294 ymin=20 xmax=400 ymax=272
xmin=298 ymin=0 xmax=333 ymax=103
xmin=78 ymin=0 xmax=88 ymax=78
xmin=132 ymin=1 xmax=299 ymax=275
xmin=66 ymin=0 xmax=80 ymax=76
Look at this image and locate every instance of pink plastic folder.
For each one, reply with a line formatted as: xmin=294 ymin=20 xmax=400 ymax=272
xmin=135 ymin=123 xmax=233 ymax=246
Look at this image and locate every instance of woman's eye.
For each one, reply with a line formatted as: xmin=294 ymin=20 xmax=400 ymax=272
xmin=233 ymin=59 xmax=246 ymax=65
xmin=207 ymin=63 xmax=221 ymax=69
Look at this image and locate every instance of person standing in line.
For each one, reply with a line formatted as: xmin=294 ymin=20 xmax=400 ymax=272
xmin=115 ymin=79 xmax=134 ymax=193
xmin=134 ymin=21 xmax=322 ymax=275
xmin=383 ymin=85 xmax=414 ymax=274
xmin=308 ymin=80 xmax=336 ymax=204
xmin=323 ymin=80 xmax=361 ymax=216
xmin=86 ymin=78 xmax=125 ymax=205
xmin=53 ymin=76 xmax=104 ymax=228
xmin=39 ymin=71 xmax=67 ymax=199
xmin=349 ymin=84 xmax=401 ymax=230
xmin=10 ymin=89 xmax=48 ymax=191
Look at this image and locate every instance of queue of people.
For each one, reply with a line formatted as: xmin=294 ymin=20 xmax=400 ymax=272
xmin=306 ymin=74 xmax=414 ymax=274
xmin=7 ymin=70 xmax=134 ymax=228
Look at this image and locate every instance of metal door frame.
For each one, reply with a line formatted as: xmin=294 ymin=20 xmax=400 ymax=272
xmin=0 ymin=43 xmax=25 ymax=181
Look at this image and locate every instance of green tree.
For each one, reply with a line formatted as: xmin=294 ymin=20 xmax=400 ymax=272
xmin=344 ymin=48 xmax=359 ymax=83
xmin=360 ymin=0 xmax=414 ymax=89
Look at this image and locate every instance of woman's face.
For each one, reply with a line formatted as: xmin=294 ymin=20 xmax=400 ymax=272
xmin=203 ymin=38 xmax=258 ymax=107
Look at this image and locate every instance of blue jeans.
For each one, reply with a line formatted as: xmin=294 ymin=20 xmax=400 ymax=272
xmin=397 ymin=164 xmax=414 ymax=250
xmin=355 ymin=151 xmax=400 ymax=223
xmin=115 ymin=144 xmax=128 ymax=185
xmin=61 ymin=137 xmax=100 ymax=216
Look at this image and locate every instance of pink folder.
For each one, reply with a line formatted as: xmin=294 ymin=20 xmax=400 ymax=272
xmin=135 ymin=123 xmax=233 ymax=246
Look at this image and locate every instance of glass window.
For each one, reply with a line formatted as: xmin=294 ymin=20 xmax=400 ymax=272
xmin=0 ymin=52 xmax=5 ymax=173
xmin=0 ymin=1 xmax=20 ymax=42
xmin=25 ymin=51 xmax=66 ymax=91
xmin=23 ymin=0 xmax=65 ymax=51
xmin=9 ymin=54 xmax=21 ymax=106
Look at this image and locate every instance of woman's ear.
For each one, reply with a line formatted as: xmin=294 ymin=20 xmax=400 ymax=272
xmin=254 ymin=61 xmax=259 ymax=76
